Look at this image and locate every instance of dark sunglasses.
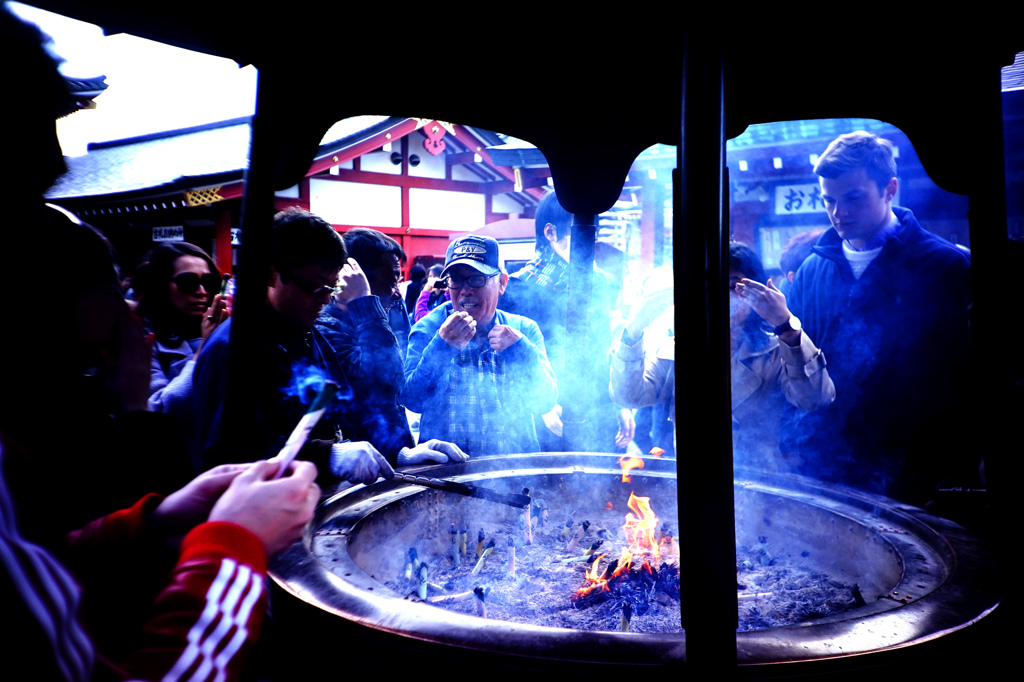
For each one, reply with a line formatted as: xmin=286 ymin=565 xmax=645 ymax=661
xmin=171 ymin=272 xmax=221 ymax=295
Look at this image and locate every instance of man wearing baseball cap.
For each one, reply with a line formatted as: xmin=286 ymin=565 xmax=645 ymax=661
xmin=402 ymin=235 xmax=557 ymax=455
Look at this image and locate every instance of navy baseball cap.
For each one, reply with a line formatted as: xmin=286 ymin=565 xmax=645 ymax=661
xmin=440 ymin=235 xmax=500 ymax=278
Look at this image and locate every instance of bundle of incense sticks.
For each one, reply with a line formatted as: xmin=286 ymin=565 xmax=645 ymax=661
xmin=506 ymin=536 xmax=516 ymax=579
xmin=522 ymin=488 xmax=532 ymax=545
xmin=560 ymin=518 xmax=574 ymax=542
xmin=474 ymin=586 xmax=489 ymax=618
xmin=404 ymin=548 xmax=420 ymax=581
xmin=417 ymin=562 xmax=429 ymax=600
xmin=271 ymin=380 xmax=339 ymax=479
xmin=450 ymin=524 xmax=461 ymax=567
xmin=426 ymin=590 xmax=475 ymax=604
xmin=471 ymin=539 xmax=495 ymax=576
xmin=566 ymin=520 xmax=590 ymax=552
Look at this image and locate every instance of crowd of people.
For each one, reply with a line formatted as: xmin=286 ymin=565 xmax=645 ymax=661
xmin=1 ymin=5 xmax=980 ymax=680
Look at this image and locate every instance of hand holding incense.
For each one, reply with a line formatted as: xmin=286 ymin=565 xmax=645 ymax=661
xmin=270 ymin=380 xmax=338 ymax=480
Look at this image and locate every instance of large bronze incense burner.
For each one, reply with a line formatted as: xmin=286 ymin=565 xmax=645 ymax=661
xmin=269 ymin=452 xmax=1001 ymax=672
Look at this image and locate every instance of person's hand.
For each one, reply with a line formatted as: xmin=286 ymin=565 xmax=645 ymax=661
xmin=208 ymin=460 xmax=320 ymax=558
xmin=488 ymin=325 xmax=523 ymax=352
xmin=624 ymin=287 xmax=674 ymax=343
xmin=398 ymin=439 xmax=470 ymax=466
xmin=329 ymin=441 xmax=394 ymax=484
xmin=332 ymin=258 xmax=371 ymax=306
xmin=614 ymin=408 xmax=635 ymax=449
xmin=200 ymin=294 xmax=230 ymax=341
xmin=734 ymin=278 xmax=790 ymax=327
xmin=541 ymin=405 xmax=563 ymax=437
xmin=439 ymin=310 xmax=477 ymax=350
xmin=149 ymin=463 xmax=251 ymax=534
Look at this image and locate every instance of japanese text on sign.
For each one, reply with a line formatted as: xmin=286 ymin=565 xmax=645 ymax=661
xmin=774 ymin=184 xmax=825 ymax=215
xmin=153 ymin=226 xmax=184 ymax=242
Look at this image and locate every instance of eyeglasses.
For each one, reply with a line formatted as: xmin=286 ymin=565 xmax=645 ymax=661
xmin=285 ymin=272 xmax=343 ymax=298
xmin=444 ymin=272 xmax=498 ymax=289
xmin=171 ymin=272 xmax=222 ymax=295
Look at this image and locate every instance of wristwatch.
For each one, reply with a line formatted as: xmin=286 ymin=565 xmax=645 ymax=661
xmin=773 ymin=315 xmax=801 ymax=336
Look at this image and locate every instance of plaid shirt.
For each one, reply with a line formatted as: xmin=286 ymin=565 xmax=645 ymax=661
xmin=515 ymin=250 xmax=570 ymax=292
xmin=403 ymin=304 xmax=557 ymax=456
xmin=445 ymin=335 xmax=511 ymax=455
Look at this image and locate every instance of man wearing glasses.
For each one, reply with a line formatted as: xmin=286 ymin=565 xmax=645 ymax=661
xmin=316 ymin=228 xmax=469 ymax=466
xmin=193 ymin=208 xmax=393 ymax=484
xmin=403 ymin=236 xmax=557 ymax=456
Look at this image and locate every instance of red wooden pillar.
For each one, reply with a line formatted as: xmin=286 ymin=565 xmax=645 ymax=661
xmin=214 ymin=205 xmax=233 ymax=275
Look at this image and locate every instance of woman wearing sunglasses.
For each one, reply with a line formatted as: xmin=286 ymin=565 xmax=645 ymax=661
xmin=135 ymin=242 xmax=230 ymax=425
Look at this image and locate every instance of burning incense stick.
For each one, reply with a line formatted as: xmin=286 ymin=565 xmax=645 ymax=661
xmin=522 ymin=488 xmax=532 ymax=545
xmin=270 ymin=380 xmax=338 ymax=479
xmin=566 ymin=520 xmax=590 ymax=552
xmin=417 ymin=562 xmax=429 ymax=600
xmin=450 ymin=524 xmax=461 ymax=568
xmin=532 ymin=499 xmax=548 ymax=527
xmin=506 ymin=536 xmax=516 ymax=579
xmin=459 ymin=523 xmax=468 ymax=556
xmin=560 ymin=518 xmax=574 ymax=542
xmin=620 ymin=601 xmax=632 ymax=632
xmin=474 ymin=585 xmax=489 ymax=618
xmin=404 ymin=547 xmax=420 ymax=581
xmin=737 ymin=592 xmax=774 ymax=602
xmin=475 ymin=528 xmax=485 ymax=558
xmin=582 ymin=540 xmax=604 ymax=557
xmin=471 ymin=539 xmax=495 ymax=576
xmin=426 ymin=590 xmax=475 ymax=604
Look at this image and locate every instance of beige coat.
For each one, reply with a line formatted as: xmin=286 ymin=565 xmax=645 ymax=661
xmin=609 ymin=330 xmax=834 ymax=471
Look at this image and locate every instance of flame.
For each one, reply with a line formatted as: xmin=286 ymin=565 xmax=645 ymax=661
xmin=623 ymin=492 xmax=660 ymax=560
xmin=618 ymin=455 xmax=644 ymax=483
xmin=649 ymin=447 xmax=665 ymax=458
xmin=604 ymin=501 xmax=614 ymax=510
xmin=574 ymin=553 xmax=611 ymax=599
xmin=574 ymin=487 xmax=668 ymax=603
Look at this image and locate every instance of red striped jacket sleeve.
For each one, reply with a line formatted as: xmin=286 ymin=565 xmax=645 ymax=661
xmin=111 ymin=521 xmax=268 ymax=682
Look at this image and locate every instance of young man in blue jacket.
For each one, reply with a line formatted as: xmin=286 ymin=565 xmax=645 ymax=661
xmin=785 ymin=131 xmax=973 ymax=502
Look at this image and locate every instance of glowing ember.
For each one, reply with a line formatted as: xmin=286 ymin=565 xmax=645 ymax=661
xmin=649 ymin=447 xmax=665 ymax=458
xmin=604 ymin=501 xmax=614 ymax=510
xmin=618 ymin=455 xmax=644 ymax=482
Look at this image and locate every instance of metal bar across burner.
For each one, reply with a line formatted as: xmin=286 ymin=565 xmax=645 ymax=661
xmin=391 ymin=472 xmax=530 ymax=509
